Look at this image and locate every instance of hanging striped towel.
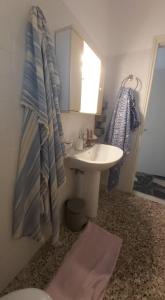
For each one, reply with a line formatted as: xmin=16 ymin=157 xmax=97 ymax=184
xmin=13 ymin=6 xmax=66 ymax=242
xmin=105 ymin=87 xmax=140 ymax=190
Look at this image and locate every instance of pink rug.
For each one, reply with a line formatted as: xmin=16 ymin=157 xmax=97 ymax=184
xmin=46 ymin=222 xmax=122 ymax=300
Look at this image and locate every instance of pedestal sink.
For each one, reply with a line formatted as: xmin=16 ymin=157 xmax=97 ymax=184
xmin=66 ymin=144 xmax=123 ymax=217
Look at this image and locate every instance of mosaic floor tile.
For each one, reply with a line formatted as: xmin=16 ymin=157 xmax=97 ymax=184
xmin=1 ymin=190 xmax=165 ymax=299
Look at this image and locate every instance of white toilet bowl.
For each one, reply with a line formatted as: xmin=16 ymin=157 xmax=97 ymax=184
xmin=0 ymin=288 xmax=53 ymax=300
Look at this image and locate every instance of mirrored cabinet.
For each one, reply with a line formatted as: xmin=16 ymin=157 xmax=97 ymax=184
xmin=55 ymin=27 xmax=104 ymax=114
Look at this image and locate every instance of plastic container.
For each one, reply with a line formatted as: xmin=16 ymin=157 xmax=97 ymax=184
xmin=65 ymin=198 xmax=88 ymax=232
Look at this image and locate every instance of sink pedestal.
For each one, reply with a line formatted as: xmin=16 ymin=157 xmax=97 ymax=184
xmin=66 ymin=144 xmax=123 ymax=217
xmin=76 ymin=171 xmax=101 ymax=218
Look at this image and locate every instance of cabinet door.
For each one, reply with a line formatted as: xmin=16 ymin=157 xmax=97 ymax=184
xmin=55 ymin=27 xmax=103 ymax=114
xmin=55 ymin=28 xmax=71 ymax=112
xmin=96 ymin=65 xmax=105 ymax=114
xmin=70 ymin=30 xmax=83 ymax=112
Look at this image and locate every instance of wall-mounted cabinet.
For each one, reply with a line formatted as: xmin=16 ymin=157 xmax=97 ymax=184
xmin=55 ymin=27 xmax=104 ymax=114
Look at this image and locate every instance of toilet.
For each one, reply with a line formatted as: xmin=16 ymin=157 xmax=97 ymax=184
xmin=0 ymin=288 xmax=53 ymax=300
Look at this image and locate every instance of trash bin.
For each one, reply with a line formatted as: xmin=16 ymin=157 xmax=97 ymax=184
xmin=65 ymin=198 xmax=88 ymax=232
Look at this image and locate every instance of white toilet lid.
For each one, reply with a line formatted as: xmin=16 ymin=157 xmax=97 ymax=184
xmin=1 ymin=288 xmax=53 ymax=300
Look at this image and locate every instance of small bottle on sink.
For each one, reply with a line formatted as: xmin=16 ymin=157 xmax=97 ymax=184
xmin=75 ymin=130 xmax=84 ymax=151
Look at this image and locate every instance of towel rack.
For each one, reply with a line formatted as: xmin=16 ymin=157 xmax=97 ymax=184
xmin=121 ymin=74 xmax=141 ymax=90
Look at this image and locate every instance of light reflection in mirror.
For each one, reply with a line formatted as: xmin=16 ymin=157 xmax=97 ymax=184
xmin=80 ymin=42 xmax=101 ymax=114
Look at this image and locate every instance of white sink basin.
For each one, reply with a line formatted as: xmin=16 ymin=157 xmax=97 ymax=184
xmin=66 ymin=144 xmax=123 ymax=171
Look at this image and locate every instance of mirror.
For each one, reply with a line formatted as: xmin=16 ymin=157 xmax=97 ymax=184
xmin=80 ymin=42 xmax=101 ymax=113
xmin=55 ymin=26 xmax=104 ymax=114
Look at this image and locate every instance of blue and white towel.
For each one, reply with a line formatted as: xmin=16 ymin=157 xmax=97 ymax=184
xmin=13 ymin=6 xmax=66 ymax=242
xmin=106 ymin=87 xmax=140 ymax=190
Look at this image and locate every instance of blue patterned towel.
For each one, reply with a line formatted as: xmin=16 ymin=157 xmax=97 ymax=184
xmin=106 ymin=87 xmax=140 ymax=190
xmin=13 ymin=6 xmax=66 ymax=242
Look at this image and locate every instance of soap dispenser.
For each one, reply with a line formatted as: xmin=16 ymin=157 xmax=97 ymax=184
xmin=75 ymin=130 xmax=84 ymax=151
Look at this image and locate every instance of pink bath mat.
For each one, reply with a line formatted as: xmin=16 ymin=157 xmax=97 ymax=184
xmin=46 ymin=222 xmax=122 ymax=300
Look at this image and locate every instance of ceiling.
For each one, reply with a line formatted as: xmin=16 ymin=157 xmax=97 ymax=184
xmin=62 ymin=0 xmax=165 ymax=58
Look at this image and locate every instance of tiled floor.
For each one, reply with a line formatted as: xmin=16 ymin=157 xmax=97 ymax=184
xmin=134 ymin=172 xmax=165 ymax=200
xmin=1 ymin=190 xmax=165 ymax=299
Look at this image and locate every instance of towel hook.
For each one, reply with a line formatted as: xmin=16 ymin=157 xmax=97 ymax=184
xmin=121 ymin=74 xmax=140 ymax=90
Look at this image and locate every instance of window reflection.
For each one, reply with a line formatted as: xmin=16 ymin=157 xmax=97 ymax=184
xmin=80 ymin=42 xmax=101 ymax=114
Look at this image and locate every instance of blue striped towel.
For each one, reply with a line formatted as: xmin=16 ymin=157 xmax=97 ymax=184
xmin=13 ymin=6 xmax=66 ymax=242
xmin=105 ymin=87 xmax=140 ymax=190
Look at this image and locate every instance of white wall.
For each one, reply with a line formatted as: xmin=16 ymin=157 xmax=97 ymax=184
xmin=0 ymin=0 xmax=94 ymax=291
xmin=138 ymin=49 xmax=165 ymax=176
xmin=62 ymin=0 xmax=165 ymax=57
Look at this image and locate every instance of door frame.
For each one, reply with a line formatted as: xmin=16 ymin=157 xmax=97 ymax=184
xmin=130 ymin=35 xmax=165 ymax=192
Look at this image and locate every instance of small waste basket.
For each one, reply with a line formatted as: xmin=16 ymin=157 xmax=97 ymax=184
xmin=65 ymin=198 xmax=88 ymax=232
